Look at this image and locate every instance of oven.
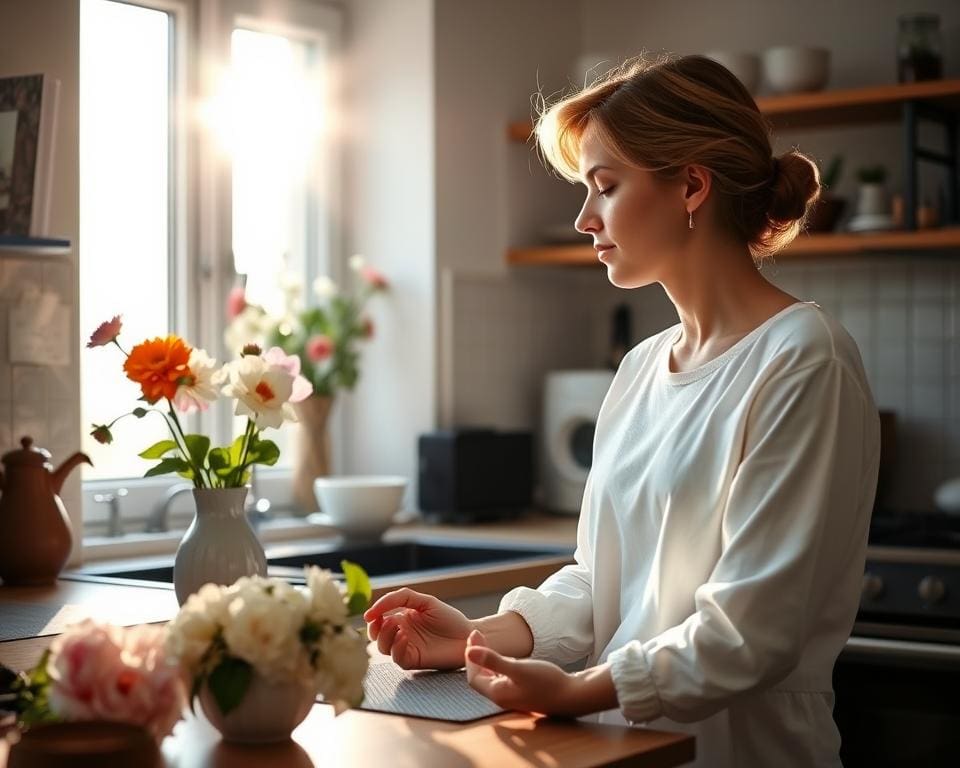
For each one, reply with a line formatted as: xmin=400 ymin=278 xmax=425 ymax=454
xmin=833 ymin=514 xmax=960 ymax=768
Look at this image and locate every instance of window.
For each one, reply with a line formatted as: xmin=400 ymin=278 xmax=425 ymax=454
xmin=79 ymin=0 xmax=181 ymax=483
xmin=79 ymin=0 xmax=341 ymax=549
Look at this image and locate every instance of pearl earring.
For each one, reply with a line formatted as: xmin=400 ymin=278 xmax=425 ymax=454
xmin=688 ymin=211 xmax=694 ymax=230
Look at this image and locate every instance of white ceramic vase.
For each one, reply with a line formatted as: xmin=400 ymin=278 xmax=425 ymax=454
xmin=199 ymin=673 xmax=316 ymax=743
xmin=173 ymin=487 xmax=267 ymax=605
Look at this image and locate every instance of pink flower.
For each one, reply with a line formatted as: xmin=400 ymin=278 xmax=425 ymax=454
xmin=360 ymin=317 xmax=374 ymax=340
xmin=261 ymin=346 xmax=312 ymax=403
xmin=226 ymin=286 xmax=247 ymax=319
xmin=46 ymin=620 xmax=186 ymax=743
xmin=306 ymin=334 xmax=335 ymax=362
xmin=360 ymin=265 xmax=388 ymax=291
xmin=86 ymin=316 xmax=123 ymax=348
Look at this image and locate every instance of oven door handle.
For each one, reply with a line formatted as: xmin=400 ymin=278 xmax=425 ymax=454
xmin=845 ymin=636 xmax=960 ymax=666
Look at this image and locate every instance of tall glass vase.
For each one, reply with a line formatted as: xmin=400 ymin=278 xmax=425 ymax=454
xmin=292 ymin=395 xmax=334 ymax=514
xmin=173 ymin=487 xmax=267 ymax=605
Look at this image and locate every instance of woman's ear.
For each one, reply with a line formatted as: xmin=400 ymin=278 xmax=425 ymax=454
xmin=681 ymin=164 xmax=712 ymax=211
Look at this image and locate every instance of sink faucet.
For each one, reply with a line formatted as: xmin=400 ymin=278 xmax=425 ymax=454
xmin=145 ymin=482 xmax=194 ymax=532
xmin=93 ymin=487 xmax=128 ymax=537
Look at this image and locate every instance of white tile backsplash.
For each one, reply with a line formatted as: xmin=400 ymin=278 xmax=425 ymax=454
xmin=448 ymin=255 xmax=960 ymax=512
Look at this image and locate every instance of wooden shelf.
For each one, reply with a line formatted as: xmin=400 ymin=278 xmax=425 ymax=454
xmin=507 ymin=78 xmax=960 ymax=140
xmin=508 ymin=228 xmax=960 ymax=266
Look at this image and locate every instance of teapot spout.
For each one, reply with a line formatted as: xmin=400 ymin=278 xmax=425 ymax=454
xmin=51 ymin=452 xmax=93 ymax=495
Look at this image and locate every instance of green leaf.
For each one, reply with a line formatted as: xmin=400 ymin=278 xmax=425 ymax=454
xmin=248 ymin=439 xmax=280 ymax=467
xmin=341 ymin=560 xmax=371 ymax=616
xmin=207 ymin=657 xmax=253 ymax=716
xmin=183 ymin=434 xmax=211 ymax=470
xmin=132 ymin=407 xmax=148 ymax=418
xmin=138 ymin=439 xmax=178 ymax=459
xmin=208 ymin=447 xmax=232 ymax=477
xmin=144 ymin=457 xmax=190 ymax=478
xmin=229 ymin=434 xmax=246 ymax=464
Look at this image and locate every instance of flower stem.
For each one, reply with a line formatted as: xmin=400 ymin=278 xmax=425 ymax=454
xmin=234 ymin=418 xmax=256 ymax=487
xmin=165 ymin=404 xmax=206 ymax=488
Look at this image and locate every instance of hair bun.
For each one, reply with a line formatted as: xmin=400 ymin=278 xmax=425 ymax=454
xmin=768 ymin=152 xmax=820 ymax=224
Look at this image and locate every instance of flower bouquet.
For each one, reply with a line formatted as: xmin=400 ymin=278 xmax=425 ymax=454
xmin=165 ymin=562 xmax=371 ymax=742
xmin=1 ymin=620 xmax=185 ymax=746
xmin=224 ymin=255 xmax=389 ymax=512
xmin=225 ymin=255 xmax=388 ymax=397
xmin=87 ymin=316 xmax=311 ymax=487
xmin=86 ymin=317 xmax=314 ymax=603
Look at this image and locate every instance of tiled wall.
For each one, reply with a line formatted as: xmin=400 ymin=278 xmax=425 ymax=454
xmin=0 ymin=255 xmax=82 ymax=538
xmin=447 ymin=256 xmax=960 ymax=512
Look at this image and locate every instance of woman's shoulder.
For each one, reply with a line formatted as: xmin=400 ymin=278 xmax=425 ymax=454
xmin=756 ymin=301 xmax=867 ymax=380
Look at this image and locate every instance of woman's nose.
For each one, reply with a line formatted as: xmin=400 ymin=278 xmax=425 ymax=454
xmin=575 ymin=200 xmax=600 ymax=234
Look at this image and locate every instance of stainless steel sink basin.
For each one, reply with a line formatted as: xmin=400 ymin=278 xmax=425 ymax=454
xmin=74 ymin=537 xmax=574 ymax=585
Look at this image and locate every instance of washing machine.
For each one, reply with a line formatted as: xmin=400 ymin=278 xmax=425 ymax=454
xmin=541 ymin=370 xmax=615 ymax=514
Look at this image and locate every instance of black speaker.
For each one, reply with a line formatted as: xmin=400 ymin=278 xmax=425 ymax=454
xmin=417 ymin=428 xmax=533 ymax=522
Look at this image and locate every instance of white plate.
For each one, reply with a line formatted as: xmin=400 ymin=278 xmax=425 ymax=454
xmin=306 ymin=509 xmax=419 ymax=532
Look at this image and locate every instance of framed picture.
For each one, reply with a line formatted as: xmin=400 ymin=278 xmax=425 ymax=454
xmin=0 ymin=73 xmax=60 ymax=236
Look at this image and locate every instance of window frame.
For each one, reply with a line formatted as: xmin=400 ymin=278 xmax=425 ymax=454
xmin=80 ymin=0 xmax=345 ymax=560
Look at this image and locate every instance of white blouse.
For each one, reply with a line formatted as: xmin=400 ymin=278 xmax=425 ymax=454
xmin=499 ymin=301 xmax=881 ymax=768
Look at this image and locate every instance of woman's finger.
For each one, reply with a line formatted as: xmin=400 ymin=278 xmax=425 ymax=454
xmin=392 ymin=632 xmax=412 ymax=669
xmin=465 ymin=645 xmax=519 ymax=678
xmin=363 ymin=588 xmax=434 ymax=622
xmin=367 ymin=616 xmax=383 ymax=641
xmin=377 ymin=617 xmax=402 ymax=655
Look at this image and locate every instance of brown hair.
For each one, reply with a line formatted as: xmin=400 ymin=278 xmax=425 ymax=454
xmin=536 ymin=53 xmax=821 ymax=261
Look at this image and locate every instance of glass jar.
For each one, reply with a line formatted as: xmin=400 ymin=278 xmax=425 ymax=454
xmin=897 ymin=14 xmax=942 ymax=83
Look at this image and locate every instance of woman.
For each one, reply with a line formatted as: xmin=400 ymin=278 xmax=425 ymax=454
xmin=364 ymin=54 xmax=880 ymax=767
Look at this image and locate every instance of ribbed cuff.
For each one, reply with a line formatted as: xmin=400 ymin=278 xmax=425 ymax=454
xmin=497 ymin=586 xmax=559 ymax=660
xmin=607 ymin=641 xmax=662 ymax=724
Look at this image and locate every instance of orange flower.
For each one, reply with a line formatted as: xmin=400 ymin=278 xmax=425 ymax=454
xmin=123 ymin=336 xmax=192 ymax=403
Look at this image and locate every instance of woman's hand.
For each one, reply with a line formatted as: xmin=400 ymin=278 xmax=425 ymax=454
xmin=364 ymin=588 xmax=475 ymax=670
xmin=464 ymin=630 xmax=619 ymax=718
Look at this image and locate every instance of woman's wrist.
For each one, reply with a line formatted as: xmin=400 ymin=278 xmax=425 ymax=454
xmin=470 ymin=611 xmax=535 ymax=658
xmin=561 ymin=663 xmax=619 ymax=717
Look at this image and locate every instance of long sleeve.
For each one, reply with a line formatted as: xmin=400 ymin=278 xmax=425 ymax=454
xmin=498 ymin=475 xmax=596 ymax=664
xmin=607 ymin=358 xmax=880 ymax=723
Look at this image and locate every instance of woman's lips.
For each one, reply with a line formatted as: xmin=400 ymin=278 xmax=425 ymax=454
xmin=595 ymin=245 xmax=614 ymax=259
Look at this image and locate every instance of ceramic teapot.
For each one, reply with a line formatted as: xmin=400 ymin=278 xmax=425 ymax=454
xmin=0 ymin=436 xmax=91 ymax=586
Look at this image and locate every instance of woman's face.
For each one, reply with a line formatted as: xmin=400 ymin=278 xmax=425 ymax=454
xmin=574 ymin=126 xmax=688 ymax=289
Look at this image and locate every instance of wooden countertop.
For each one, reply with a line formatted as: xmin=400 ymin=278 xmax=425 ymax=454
xmin=0 ymin=515 xmax=694 ymax=766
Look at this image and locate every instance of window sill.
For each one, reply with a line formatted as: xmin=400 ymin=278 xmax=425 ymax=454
xmin=81 ymin=517 xmax=334 ymax=563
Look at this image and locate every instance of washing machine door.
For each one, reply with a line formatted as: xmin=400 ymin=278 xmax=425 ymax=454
xmin=542 ymin=370 xmax=614 ymax=514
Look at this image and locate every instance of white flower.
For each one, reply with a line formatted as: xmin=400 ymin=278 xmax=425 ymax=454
xmin=222 ymin=580 xmax=304 ymax=681
xmin=165 ymin=583 xmax=230 ymax=673
xmin=316 ymin=627 xmax=369 ymax=713
xmin=173 ymin=348 xmax=220 ymax=414
xmin=348 ymin=254 xmax=366 ymax=272
xmin=219 ymin=354 xmax=299 ymax=430
xmin=312 ymin=275 xmax=337 ymax=300
xmin=305 ymin=566 xmax=348 ymax=623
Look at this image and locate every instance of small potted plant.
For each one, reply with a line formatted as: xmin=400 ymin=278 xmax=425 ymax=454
xmin=165 ymin=562 xmax=371 ymax=743
xmin=849 ymin=164 xmax=895 ymax=232
xmin=807 ymin=155 xmax=846 ymax=232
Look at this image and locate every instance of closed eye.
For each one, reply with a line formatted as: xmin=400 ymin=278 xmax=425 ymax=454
xmin=598 ymin=185 xmax=615 ymax=198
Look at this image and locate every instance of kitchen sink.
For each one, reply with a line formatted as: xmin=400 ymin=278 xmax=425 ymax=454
xmin=74 ymin=538 xmax=574 ymax=585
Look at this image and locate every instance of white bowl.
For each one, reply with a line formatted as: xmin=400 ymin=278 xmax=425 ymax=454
xmin=762 ymin=46 xmax=830 ymax=94
xmin=703 ymin=51 xmax=761 ymax=94
xmin=312 ymin=476 xmax=408 ymax=539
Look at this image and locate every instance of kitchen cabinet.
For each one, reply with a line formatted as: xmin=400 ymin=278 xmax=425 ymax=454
xmin=507 ymin=78 xmax=960 ymax=266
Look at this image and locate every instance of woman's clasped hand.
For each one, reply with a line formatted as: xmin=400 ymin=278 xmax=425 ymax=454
xmin=363 ymin=588 xmax=612 ymax=718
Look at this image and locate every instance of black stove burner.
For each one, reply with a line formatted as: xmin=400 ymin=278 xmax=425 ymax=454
xmin=869 ymin=510 xmax=960 ymax=549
